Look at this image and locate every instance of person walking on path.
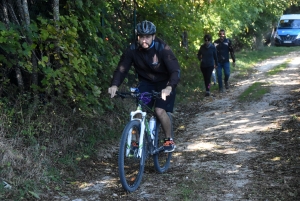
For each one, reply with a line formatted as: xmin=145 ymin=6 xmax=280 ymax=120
xmin=214 ymin=29 xmax=236 ymax=92
xmin=108 ymin=20 xmax=180 ymax=152
xmin=197 ymin=34 xmax=218 ymax=97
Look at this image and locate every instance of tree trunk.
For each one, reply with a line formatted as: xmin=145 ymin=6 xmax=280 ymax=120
xmin=53 ymin=0 xmax=61 ymax=71
xmin=2 ymin=0 xmax=10 ymax=26
xmin=7 ymin=0 xmax=20 ymax=25
xmin=22 ymin=0 xmax=30 ymax=26
xmin=16 ymin=0 xmax=25 ymax=24
xmin=53 ymin=0 xmax=59 ymax=22
xmin=2 ymin=0 xmax=25 ymax=90
xmin=22 ymin=0 xmax=39 ymax=116
xmin=22 ymin=0 xmax=38 ymax=90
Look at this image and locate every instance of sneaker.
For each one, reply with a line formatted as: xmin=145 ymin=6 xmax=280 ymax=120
xmin=205 ymin=91 xmax=210 ymax=97
xmin=132 ymin=141 xmax=139 ymax=149
xmin=129 ymin=141 xmax=139 ymax=156
xmin=163 ymin=139 xmax=176 ymax=152
xmin=225 ymin=82 xmax=229 ymax=89
xmin=219 ymin=88 xmax=224 ymax=93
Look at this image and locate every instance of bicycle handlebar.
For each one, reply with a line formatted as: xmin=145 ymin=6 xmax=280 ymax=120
xmin=116 ymin=90 xmax=161 ymax=99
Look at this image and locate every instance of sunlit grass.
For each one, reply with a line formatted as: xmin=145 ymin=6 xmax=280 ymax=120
xmin=234 ymin=47 xmax=298 ymax=78
xmin=266 ymin=60 xmax=290 ymax=76
xmin=238 ymin=82 xmax=270 ymax=102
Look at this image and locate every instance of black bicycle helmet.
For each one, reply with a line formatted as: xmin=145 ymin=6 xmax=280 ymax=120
xmin=136 ymin=20 xmax=156 ymax=35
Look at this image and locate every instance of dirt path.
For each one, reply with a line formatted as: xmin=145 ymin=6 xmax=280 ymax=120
xmin=171 ymin=52 xmax=300 ymax=201
xmin=52 ymin=52 xmax=300 ymax=201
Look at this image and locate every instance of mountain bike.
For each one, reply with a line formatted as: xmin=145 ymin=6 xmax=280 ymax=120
xmin=116 ymin=88 xmax=174 ymax=192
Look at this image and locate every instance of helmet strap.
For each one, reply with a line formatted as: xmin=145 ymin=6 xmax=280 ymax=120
xmin=149 ymin=40 xmax=154 ymax=49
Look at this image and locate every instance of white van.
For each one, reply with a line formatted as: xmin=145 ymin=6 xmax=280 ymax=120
xmin=274 ymin=14 xmax=300 ymax=46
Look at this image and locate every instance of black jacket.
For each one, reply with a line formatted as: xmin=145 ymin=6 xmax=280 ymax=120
xmin=214 ymin=38 xmax=235 ymax=63
xmin=111 ymin=37 xmax=180 ymax=89
xmin=197 ymin=43 xmax=218 ymax=67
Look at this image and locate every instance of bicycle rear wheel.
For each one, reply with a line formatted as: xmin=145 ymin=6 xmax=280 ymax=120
xmin=118 ymin=120 xmax=146 ymax=192
xmin=153 ymin=112 xmax=173 ymax=173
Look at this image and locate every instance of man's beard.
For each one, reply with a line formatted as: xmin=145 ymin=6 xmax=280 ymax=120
xmin=140 ymin=42 xmax=151 ymax=49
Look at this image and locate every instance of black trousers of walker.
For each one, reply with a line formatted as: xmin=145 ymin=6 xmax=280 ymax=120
xmin=200 ymin=66 xmax=215 ymax=92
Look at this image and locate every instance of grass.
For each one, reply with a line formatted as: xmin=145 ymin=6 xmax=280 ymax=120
xmin=237 ymin=48 xmax=294 ymax=102
xmin=232 ymin=46 xmax=298 ymax=80
xmin=266 ymin=59 xmax=291 ymax=76
xmin=238 ymin=82 xmax=270 ymax=102
xmin=235 ymin=46 xmax=298 ymax=71
xmin=0 ymin=98 xmax=127 ymax=200
xmin=179 ymin=183 xmax=193 ymax=201
xmin=170 ymin=170 xmax=221 ymax=201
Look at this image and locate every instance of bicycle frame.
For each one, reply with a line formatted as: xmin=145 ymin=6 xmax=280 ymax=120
xmin=126 ymin=103 xmax=148 ymax=158
xmin=117 ymin=90 xmax=174 ymax=192
xmin=118 ymin=90 xmax=166 ymax=157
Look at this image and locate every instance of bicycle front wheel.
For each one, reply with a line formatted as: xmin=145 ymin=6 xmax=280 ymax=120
xmin=153 ymin=112 xmax=173 ymax=173
xmin=118 ymin=120 xmax=146 ymax=192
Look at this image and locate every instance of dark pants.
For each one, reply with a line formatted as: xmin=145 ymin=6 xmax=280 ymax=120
xmin=138 ymin=79 xmax=176 ymax=113
xmin=201 ymin=66 xmax=215 ymax=91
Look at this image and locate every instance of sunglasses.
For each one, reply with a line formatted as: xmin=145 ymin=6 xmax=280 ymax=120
xmin=219 ymin=34 xmax=225 ymax=36
xmin=205 ymin=39 xmax=210 ymax=42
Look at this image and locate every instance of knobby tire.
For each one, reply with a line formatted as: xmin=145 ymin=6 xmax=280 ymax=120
xmin=153 ymin=112 xmax=173 ymax=173
xmin=118 ymin=120 xmax=146 ymax=192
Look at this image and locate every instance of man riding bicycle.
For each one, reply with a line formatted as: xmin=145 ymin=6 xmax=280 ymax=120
xmin=108 ymin=20 xmax=181 ymax=152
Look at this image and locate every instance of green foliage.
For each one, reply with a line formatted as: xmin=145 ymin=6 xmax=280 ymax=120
xmin=34 ymin=13 xmax=106 ymax=111
xmin=0 ymin=23 xmax=35 ymax=76
xmin=0 ymin=0 xmax=126 ymax=113
xmin=0 ymin=0 xmax=299 ymax=113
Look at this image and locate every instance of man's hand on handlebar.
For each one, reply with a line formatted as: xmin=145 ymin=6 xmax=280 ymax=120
xmin=161 ymin=86 xmax=172 ymax=101
xmin=108 ymin=85 xmax=118 ymax=98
